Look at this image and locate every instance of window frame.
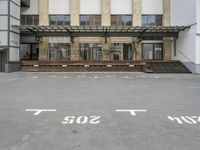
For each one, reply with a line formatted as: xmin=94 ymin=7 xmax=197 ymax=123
xmin=48 ymin=43 xmax=71 ymax=61
xmin=142 ymin=15 xmax=163 ymax=26
xmin=49 ymin=15 xmax=70 ymax=25
xmin=142 ymin=43 xmax=163 ymax=60
xmin=80 ymin=15 xmax=101 ymax=26
xmin=111 ymin=15 xmax=133 ymax=26
xmin=21 ymin=15 xmax=39 ymax=25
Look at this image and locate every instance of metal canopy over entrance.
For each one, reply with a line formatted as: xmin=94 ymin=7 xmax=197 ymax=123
xmin=13 ymin=25 xmax=190 ymax=38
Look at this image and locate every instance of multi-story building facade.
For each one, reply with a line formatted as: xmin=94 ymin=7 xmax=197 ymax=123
xmin=0 ymin=0 xmax=199 ymax=73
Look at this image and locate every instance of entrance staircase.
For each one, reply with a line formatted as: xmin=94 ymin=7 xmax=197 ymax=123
xmin=144 ymin=61 xmax=191 ymax=73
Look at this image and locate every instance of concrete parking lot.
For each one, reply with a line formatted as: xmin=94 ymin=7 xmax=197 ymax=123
xmin=0 ymin=72 xmax=200 ymax=150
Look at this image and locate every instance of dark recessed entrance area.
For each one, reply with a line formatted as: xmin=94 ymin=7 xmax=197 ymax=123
xmin=20 ymin=44 xmax=39 ymax=60
xmin=0 ymin=50 xmax=7 ymax=72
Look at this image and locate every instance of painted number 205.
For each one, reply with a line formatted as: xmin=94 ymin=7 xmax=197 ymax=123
xmin=62 ymin=116 xmax=101 ymax=125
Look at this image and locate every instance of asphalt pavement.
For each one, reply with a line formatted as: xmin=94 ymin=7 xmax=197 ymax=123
xmin=0 ymin=72 xmax=200 ymax=150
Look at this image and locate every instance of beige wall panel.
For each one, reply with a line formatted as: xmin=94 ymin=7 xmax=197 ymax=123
xmin=163 ymin=38 xmax=171 ymax=60
xmin=133 ymin=0 xmax=142 ymax=26
xmin=102 ymin=0 xmax=111 ymax=26
xmin=39 ymin=0 xmax=49 ymax=60
xmin=101 ymin=37 xmax=111 ymax=60
xmin=163 ymin=0 xmax=170 ymax=26
xmin=135 ymin=41 xmax=142 ymax=60
xmin=70 ymin=0 xmax=80 ymax=26
xmin=163 ymin=0 xmax=171 ymax=60
xmin=110 ymin=37 xmax=133 ymax=43
xmin=79 ymin=37 xmax=102 ymax=43
xmin=39 ymin=38 xmax=49 ymax=60
xmin=39 ymin=0 xmax=49 ymax=25
xmin=71 ymin=38 xmax=79 ymax=61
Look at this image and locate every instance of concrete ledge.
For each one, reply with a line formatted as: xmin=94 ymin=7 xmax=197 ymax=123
xmin=5 ymin=62 xmax=21 ymax=73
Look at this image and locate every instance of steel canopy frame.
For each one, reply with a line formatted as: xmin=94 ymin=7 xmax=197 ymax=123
xmin=13 ymin=25 xmax=190 ymax=39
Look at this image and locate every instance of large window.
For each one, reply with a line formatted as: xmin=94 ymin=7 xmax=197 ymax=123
xmin=20 ymin=44 xmax=39 ymax=60
xmin=49 ymin=43 xmax=71 ymax=60
xmin=49 ymin=15 xmax=70 ymax=25
xmin=79 ymin=43 xmax=102 ymax=60
xmin=21 ymin=15 xmax=39 ymax=25
xmin=110 ymin=43 xmax=133 ymax=61
xmin=111 ymin=15 xmax=132 ymax=26
xmin=80 ymin=15 xmax=101 ymax=26
xmin=142 ymin=15 xmax=162 ymax=26
xmin=142 ymin=43 xmax=163 ymax=60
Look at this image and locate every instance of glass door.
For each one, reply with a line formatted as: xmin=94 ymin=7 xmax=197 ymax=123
xmin=123 ymin=44 xmax=133 ymax=60
xmin=142 ymin=43 xmax=163 ymax=60
xmin=142 ymin=44 xmax=154 ymax=60
xmin=154 ymin=43 xmax=163 ymax=60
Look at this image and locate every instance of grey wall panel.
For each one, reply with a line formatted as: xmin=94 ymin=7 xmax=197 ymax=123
xmin=0 ymin=0 xmax=8 ymax=14
xmin=0 ymin=31 xmax=8 ymax=46
xmin=0 ymin=16 xmax=8 ymax=30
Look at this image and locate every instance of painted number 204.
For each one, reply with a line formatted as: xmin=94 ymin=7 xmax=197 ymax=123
xmin=62 ymin=116 xmax=101 ymax=125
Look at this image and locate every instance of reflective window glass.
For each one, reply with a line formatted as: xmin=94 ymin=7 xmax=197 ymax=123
xmin=49 ymin=15 xmax=70 ymax=25
xmin=21 ymin=15 xmax=39 ymax=25
xmin=80 ymin=15 xmax=101 ymax=26
xmin=142 ymin=15 xmax=162 ymax=26
xmin=79 ymin=43 xmax=102 ymax=60
xmin=26 ymin=15 xmax=33 ymax=25
xmin=49 ymin=43 xmax=71 ymax=60
xmin=80 ymin=15 xmax=88 ymax=25
xmin=111 ymin=15 xmax=132 ymax=26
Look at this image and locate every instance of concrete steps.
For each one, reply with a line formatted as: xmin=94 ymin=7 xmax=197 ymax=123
xmin=144 ymin=61 xmax=191 ymax=73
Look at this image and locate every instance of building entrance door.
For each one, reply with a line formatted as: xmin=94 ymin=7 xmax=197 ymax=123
xmin=123 ymin=44 xmax=133 ymax=60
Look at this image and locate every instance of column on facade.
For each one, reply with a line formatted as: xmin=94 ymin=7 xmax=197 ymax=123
xmin=70 ymin=0 xmax=80 ymax=60
xmin=39 ymin=0 xmax=49 ymax=60
xmin=163 ymin=0 xmax=171 ymax=60
xmin=133 ymin=0 xmax=142 ymax=60
xmin=101 ymin=0 xmax=111 ymax=60
xmin=101 ymin=37 xmax=111 ymax=60
xmin=70 ymin=38 xmax=79 ymax=61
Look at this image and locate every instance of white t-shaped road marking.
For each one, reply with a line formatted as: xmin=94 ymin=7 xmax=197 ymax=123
xmin=116 ymin=109 xmax=147 ymax=116
xmin=26 ymin=109 xmax=57 ymax=116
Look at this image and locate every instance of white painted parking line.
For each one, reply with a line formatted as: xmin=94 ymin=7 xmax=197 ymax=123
xmin=106 ymin=75 xmax=115 ymax=78
xmin=76 ymin=75 xmax=86 ymax=78
xmin=64 ymin=76 xmax=72 ymax=79
xmin=47 ymin=75 xmax=56 ymax=78
xmin=136 ymin=75 xmax=146 ymax=78
xmin=88 ymin=76 xmax=99 ymax=79
xmin=28 ymin=76 xmax=38 ymax=79
xmin=168 ymin=116 xmax=200 ymax=124
xmin=121 ymin=76 xmax=134 ymax=79
xmin=26 ymin=109 xmax=57 ymax=116
xmin=116 ymin=109 xmax=147 ymax=116
xmin=93 ymin=76 xmax=98 ymax=79
xmin=154 ymin=76 xmax=160 ymax=79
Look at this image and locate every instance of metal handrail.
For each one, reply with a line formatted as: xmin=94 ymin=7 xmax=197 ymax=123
xmin=178 ymin=50 xmax=194 ymax=64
